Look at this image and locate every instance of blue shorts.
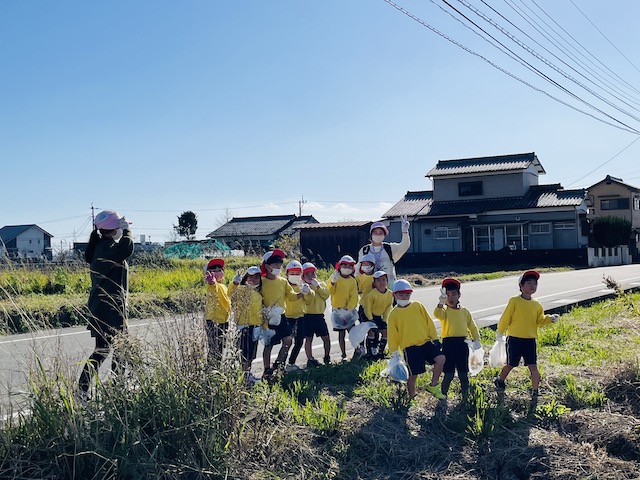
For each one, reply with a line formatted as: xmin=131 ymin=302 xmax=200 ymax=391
xmin=403 ymin=340 xmax=443 ymax=377
xmin=442 ymin=337 xmax=469 ymax=374
xmin=303 ymin=313 xmax=329 ymax=338
xmin=506 ymin=336 xmax=537 ymax=366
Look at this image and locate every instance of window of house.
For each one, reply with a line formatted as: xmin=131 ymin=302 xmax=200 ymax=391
xmin=601 ymin=198 xmax=630 ymax=210
xmin=553 ymin=222 xmax=575 ymax=230
xmin=506 ymin=224 xmax=529 ymax=250
xmin=458 ymin=181 xmax=483 ymax=197
xmin=434 ymin=226 xmax=461 ymax=239
xmin=530 ymin=223 xmax=551 ymax=234
xmin=634 ymin=197 xmax=640 ymax=210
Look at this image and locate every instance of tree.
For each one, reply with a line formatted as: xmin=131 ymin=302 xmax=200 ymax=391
xmin=591 ymin=216 xmax=631 ymax=247
xmin=174 ymin=211 xmax=198 ymax=240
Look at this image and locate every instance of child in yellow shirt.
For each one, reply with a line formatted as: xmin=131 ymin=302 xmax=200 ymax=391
xmin=494 ymin=270 xmax=559 ymax=396
xmin=433 ymin=277 xmax=480 ymax=398
xmin=388 ymin=279 xmax=446 ymax=400
xmin=301 ymin=262 xmax=332 ymax=367
xmin=362 ymin=271 xmax=394 ymax=359
xmin=203 ymin=258 xmax=231 ymax=360
xmin=328 ymin=255 xmax=358 ymax=361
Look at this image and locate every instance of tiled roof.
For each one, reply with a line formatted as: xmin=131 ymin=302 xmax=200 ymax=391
xmin=588 ymin=175 xmax=640 ymax=192
xmin=297 ymin=221 xmax=371 ymax=229
xmin=383 ymin=185 xmax=586 ymax=218
xmin=426 ymin=152 xmax=545 ymax=177
xmin=0 ymin=224 xmax=53 ymax=242
xmin=207 ymin=215 xmax=318 ymax=238
xmin=382 ymin=191 xmax=433 ymax=217
xmin=281 ymin=216 xmax=319 ymax=235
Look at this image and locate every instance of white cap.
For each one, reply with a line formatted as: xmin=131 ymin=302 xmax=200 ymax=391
xmin=338 ymin=255 xmax=356 ymax=265
xmin=247 ymin=266 xmax=261 ymax=276
xmin=360 ymin=253 xmax=375 ymax=264
xmin=302 ymin=262 xmax=317 ymax=273
xmin=392 ymin=279 xmax=413 ymax=293
xmin=373 ymin=270 xmax=387 ymax=279
xmin=286 ymin=260 xmax=303 ymax=271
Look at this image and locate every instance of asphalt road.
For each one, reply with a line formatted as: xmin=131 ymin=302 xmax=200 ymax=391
xmin=2 ymin=264 xmax=640 ymax=415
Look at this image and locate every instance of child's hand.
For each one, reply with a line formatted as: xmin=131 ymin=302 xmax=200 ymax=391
xmin=472 ymin=340 xmax=482 ymax=351
xmin=331 ymin=271 xmax=339 ymax=283
xmin=311 ymin=278 xmax=320 ymax=288
xmin=205 ymin=271 xmax=216 ymax=285
xmin=233 ymin=270 xmax=244 ymax=284
xmin=438 ymin=287 xmax=447 ymax=305
xmin=550 ymin=314 xmax=560 ymax=323
xmin=401 ymin=215 xmax=410 ymax=234
xmin=496 ymin=332 xmax=505 ymax=342
xmin=300 ymin=283 xmax=311 ymax=295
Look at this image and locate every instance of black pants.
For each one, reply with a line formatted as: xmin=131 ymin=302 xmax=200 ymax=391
xmin=78 ymin=334 xmax=123 ymax=393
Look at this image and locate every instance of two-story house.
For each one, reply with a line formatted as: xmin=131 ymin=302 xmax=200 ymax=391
xmin=587 ymin=175 xmax=640 ymax=260
xmin=382 ymin=152 xmax=590 ymax=267
xmin=0 ymin=224 xmax=53 ymax=261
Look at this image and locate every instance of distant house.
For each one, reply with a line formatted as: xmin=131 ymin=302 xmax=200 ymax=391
xmin=382 ymin=152 xmax=590 ymax=267
xmin=0 ymin=224 xmax=53 ymax=261
xmin=587 ymin=175 xmax=640 ymax=260
xmin=297 ymin=221 xmax=372 ymax=268
xmin=207 ymin=214 xmax=319 ymax=253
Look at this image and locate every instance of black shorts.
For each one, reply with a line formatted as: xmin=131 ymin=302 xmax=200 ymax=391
xmin=506 ymin=336 xmax=537 ymax=366
xmin=287 ymin=317 xmax=306 ymax=341
xmin=442 ymin=337 xmax=469 ymax=374
xmin=303 ymin=313 xmax=329 ymax=338
xmin=370 ymin=315 xmax=388 ymax=331
xmin=270 ymin=314 xmax=292 ymax=345
xmin=238 ymin=327 xmax=258 ymax=363
xmin=403 ymin=340 xmax=443 ymax=377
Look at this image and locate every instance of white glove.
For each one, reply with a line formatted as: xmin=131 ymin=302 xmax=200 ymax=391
xmin=472 ymin=340 xmax=482 ymax=351
xmin=331 ymin=271 xmax=339 ymax=283
xmin=392 ymin=351 xmax=400 ymax=361
xmin=401 ymin=214 xmax=410 ymax=234
xmin=550 ymin=314 xmax=560 ymax=323
xmin=438 ymin=287 xmax=447 ymax=305
xmin=496 ymin=332 xmax=505 ymax=342
xmin=300 ymin=283 xmax=311 ymax=295
xmin=233 ymin=269 xmax=243 ymax=285
xmin=311 ymin=278 xmax=320 ymax=288
xmin=119 ymin=216 xmax=130 ymax=230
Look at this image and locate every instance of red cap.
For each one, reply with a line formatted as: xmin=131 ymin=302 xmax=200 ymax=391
xmin=206 ymin=258 xmax=225 ymax=270
xmin=519 ymin=270 xmax=540 ymax=284
xmin=442 ymin=278 xmax=460 ymax=289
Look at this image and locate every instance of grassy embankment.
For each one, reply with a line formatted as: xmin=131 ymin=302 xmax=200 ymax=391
xmin=0 ymin=259 xmax=638 ymax=479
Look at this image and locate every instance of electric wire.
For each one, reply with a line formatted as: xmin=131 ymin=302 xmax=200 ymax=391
xmin=566 ymin=136 xmax=640 ymax=187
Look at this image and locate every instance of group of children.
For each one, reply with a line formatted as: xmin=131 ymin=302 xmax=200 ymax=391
xmin=204 ymin=249 xmax=559 ymax=399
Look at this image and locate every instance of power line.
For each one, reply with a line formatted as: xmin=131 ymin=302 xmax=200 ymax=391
xmin=566 ymin=136 xmax=640 ymax=187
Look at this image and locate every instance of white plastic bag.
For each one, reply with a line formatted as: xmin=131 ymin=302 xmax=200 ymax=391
xmin=264 ymin=306 xmax=284 ymax=326
xmin=468 ymin=343 xmax=485 ymax=376
xmin=488 ymin=337 xmax=507 ymax=368
xmin=348 ymin=321 xmax=377 ymax=349
xmin=257 ymin=328 xmax=276 ymax=346
xmin=331 ymin=308 xmax=358 ymax=330
xmin=380 ymin=352 xmax=409 ymax=383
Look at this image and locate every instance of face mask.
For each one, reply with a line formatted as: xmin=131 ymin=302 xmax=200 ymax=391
xmin=340 ymin=267 xmax=353 ymax=276
xmin=288 ymin=275 xmax=302 ymax=285
xmin=361 ymin=265 xmax=374 ymax=274
xmin=396 ymin=299 xmax=410 ymax=307
xmin=112 ymin=228 xmax=123 ymax=242
xmin=270 ymin=268 xmax=281 ymax=276
xmin=371 ymin=234 xmax=385 ymax=244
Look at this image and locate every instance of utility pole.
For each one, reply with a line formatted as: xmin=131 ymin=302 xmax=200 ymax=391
xmin=91 ymin=203 xmax=95 ymax=226
xmin=298 ymin=195 xmax=307 ymax=216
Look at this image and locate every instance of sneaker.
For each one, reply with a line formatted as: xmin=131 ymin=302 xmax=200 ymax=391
xmin=494 ymin=377 xmax=506 ymax=390
xmin=323 ymin=356 xmax=331 ymax=366
xmin=307 ymin=358 xmax=320 ymax=368
xmin=273 ymin=361 xmax=283 ymax=371
xmin=284 ymin=364 xmax=300 ymax=373
xmin=341 ymin=353 xmax=347 ymax=361
xmin=425 ymin=384 xmax=446 ymax=400
xmin=262 ymin=368 xmax=274 ymax=380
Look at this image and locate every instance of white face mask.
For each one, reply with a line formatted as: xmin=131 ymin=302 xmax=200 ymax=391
xmin=396 ymin=299 xmax=411 ymax=307
xmin=269 ymin=268 xmax=282 ymax=276
xmin=371 ymin=234 xmax=385 ymax=244
xmin=112 ymin=228 xmax=123 ymax=242
xmin=340 ymin=267 xmax=353 ymax=276
xmin=288 ymin=275 xmax=302 ymax=285
xmin=361 ymin=265 xmax=374 ymax=274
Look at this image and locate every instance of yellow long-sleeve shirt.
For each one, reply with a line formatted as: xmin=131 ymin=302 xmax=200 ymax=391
xmin=204 ymin=282 xmax=231 ymax=324
xmin=306 ymin=282 xmax=330 ymax=314
xmin=328 ymin=275 xmax=358 ymax=310
xmin=356 ymin=274 xmax=374 ymax=306
xmin=363 ymin=288 xmax=394 ymax=321
xmin=285 ymin=283 xmax=314 ymax=319
xmin=433 ymin=305 xmax=480 ymax=340
xmin=261 ymin=276 xmax=299 ymax=308
xmin=497 ymin=295 xmax=553 ymax=338
xmin=229 ymin=283 xmax=265 ymax=327
xmin=388 ymin=301 xmax=439 ymax=352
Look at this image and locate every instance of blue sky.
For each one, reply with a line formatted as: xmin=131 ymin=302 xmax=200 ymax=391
xmin=2 ymin=1 xmax=639 ymax=248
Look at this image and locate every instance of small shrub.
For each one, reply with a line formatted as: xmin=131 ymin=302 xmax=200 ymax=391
xmin=534 ymin=399 xmax=571 ymax=426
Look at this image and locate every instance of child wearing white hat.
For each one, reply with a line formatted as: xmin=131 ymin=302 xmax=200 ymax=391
xmin=362 ymin=271 xmax=393 ymax=359
xmin=284 ymin=260 xmax=313 ymax=372
xmin=328 ymin=255 xmax=359 ymax=360
xmin=301 ymin=262 xmax=332 ymax=367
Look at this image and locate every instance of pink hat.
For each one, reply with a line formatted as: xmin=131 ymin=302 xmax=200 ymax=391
xmin=94 ymin=210 xmax=129 ymax=230
xmin=370 ymin=221 xmax=389 ymax=236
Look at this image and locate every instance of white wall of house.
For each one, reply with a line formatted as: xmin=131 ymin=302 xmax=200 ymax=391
xmin=16 ymin=227 xmax=47 ymax=259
